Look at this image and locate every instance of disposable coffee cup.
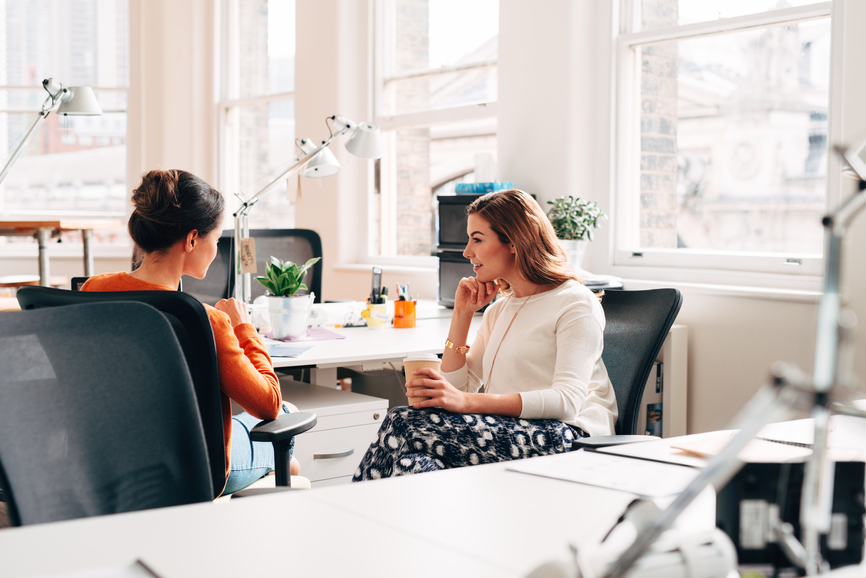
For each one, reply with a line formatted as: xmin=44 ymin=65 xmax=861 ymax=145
xmin=403 ymin=353 xmax=441 ymax=406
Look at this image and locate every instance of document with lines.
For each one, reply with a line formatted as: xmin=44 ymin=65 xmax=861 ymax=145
xmin=507 ymin=450 xmax=699 ymax=498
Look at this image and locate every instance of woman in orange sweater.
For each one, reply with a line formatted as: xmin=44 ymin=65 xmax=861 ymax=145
xmin=83 ymin=169 xmax=296 ymax=495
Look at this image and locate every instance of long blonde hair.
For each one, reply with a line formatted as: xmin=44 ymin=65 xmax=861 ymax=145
xmin=466 ymin=189 xmax=579 ymax=292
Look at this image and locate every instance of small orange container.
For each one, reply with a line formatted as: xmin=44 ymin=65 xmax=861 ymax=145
xmin=394 ymin=300 xmax=416 ymax=328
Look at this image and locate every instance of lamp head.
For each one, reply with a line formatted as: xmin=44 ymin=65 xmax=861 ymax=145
xmin=345 ymin=122 xmax=385 ymax=159
xmin=296 ymin=137 xmax=341 ymax=178
xmin=57 ymin=86 xmax=102 ymax=116
xmin=305 ymin=146 xmax=341 ymax=178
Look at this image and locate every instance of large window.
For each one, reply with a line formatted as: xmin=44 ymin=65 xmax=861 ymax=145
xmin=0 ymin=0 xmax=129 ymax=248
xmin=614 ymin=0 xmax=836 ymax=282
xmin=218 ymin=0 xmax=296 ymax=229
xmin=372 ymin=0 xmax=498 ymax=259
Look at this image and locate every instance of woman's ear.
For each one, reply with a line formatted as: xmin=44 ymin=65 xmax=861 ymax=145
xmin=185 ymin=230 xmax=199 ymax=253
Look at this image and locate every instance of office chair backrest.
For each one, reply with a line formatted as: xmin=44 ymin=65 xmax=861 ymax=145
xmin=181 ymin=229 xmax=323 ymax=304
xmin=0 ymin=302 xmax=213 ymax=526
xmin=600 ymin=288 xmax=683 ymax=435
xmin=17 ymin=286 xmax=226 ymax=499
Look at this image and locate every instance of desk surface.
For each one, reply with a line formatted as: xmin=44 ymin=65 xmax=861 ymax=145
xmin=0 ymin=452 xmax=715 ymax=578
xmin=270 ymin=311 xmax=482 ymax=370
xmin=0 ymin=219 xmax=120 ymax=232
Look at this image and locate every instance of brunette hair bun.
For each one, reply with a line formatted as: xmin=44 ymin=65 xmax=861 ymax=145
xmin=128 ymin=169 xmax=224 ymax=253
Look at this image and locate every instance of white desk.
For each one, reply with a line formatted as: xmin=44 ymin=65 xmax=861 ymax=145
xmin=0 ymin=452 xmax=715 ymax=578
xmin=0 ymin=219 xmax=120 ymax=286
xmin=271 ymin=308 xmax=482 ymax=387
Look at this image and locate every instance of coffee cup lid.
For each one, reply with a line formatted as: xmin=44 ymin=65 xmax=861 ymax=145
xmin=403 ymin=353 xmax=440 ymax=363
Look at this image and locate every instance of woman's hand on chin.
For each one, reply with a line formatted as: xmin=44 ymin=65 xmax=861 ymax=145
xmin=406 ymin=367 xmax=473 ymax=414
xmin=454 ymin=277 xmax=498 ymax=313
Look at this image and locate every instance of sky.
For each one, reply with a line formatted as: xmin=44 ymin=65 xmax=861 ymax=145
xmin=428 ymin=0 xmax=498 ymax=68
xmin=268 ymin=0 xmax=296 ymax=59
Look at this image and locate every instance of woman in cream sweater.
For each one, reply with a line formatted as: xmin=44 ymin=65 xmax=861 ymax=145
xmin=353 ymin=189 xmax=617 ymax=481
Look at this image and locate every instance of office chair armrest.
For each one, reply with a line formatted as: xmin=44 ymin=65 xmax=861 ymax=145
xmin=249 ymin=411 xmax=317 ymax=442
xmin=249 ymin=412 xmax=317 ymax=488
xmin=572 ymin=435 xmax=659 ymax=450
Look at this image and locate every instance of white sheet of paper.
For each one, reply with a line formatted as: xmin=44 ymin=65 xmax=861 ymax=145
xmin=507 ymin=450 xmax=700 ymax=498
xmin=39 ymin=560 xmax=160 ymax=578
xmin=261 ymin=338 xmax=317 ymax=357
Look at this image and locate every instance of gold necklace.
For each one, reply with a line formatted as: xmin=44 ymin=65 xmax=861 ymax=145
xmin=482 ymin=284 xmax=543 ymax=394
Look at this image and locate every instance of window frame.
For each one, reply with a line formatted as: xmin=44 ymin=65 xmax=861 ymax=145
xmin=609 ymin=1 xmax=842 ymax=291
xmin=367 ymin=0 xmax=498 ymax=267
xmin=216 ymin=0 xmax=296 ymax=220
xmin=0 ymin=1 xmax=131 ymax=257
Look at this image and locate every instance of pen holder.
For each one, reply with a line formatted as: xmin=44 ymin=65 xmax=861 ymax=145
xmin=394 ymin=300 xmax=416 ymax=329
xmin=365 ymin=302 xmax=389 ymax=327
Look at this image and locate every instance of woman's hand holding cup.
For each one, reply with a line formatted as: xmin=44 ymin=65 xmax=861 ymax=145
xmin=403 ymin=354 xmax=442 ymax=405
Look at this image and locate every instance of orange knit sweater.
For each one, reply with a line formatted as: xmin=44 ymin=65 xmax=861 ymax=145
xmin=81 ymin=272 xmax=282 ymax=491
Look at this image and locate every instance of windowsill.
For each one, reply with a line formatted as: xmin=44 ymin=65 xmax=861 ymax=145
xmin=602 ymin=262 xmax=824 ymax=297
xmin=619 ymin=278 xmax=822 ymax=303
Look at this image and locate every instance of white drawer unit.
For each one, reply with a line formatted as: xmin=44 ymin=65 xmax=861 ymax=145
xmin=279 ymin=377 xmax=387 ymax=487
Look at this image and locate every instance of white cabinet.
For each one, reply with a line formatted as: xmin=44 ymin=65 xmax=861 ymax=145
xmin=279 ymin=378 xmax=387 ymax=487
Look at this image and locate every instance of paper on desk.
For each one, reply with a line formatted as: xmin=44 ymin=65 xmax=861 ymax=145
xmin=38 ymin=559 xmax=162 ymax=577
xmin=671 ymin=433 xmax=812 ymax=462
xmin=507 ymin=450 xmax=699 ymax=498
xmin=670 ymin=430 xmax=864 ymax=463
xmin=263 ymin=327 xmax=345 ymax=342
xmin=261 ymin=338 xmax=317 ymax=358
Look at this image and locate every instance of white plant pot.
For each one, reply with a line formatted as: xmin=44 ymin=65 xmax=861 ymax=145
xmin=558 ymin=239 xmax=588 ymax=274
xmin=267 ymin=293 xmax=314 ymax=340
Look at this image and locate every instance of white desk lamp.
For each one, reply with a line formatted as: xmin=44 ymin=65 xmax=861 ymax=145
xmin=233 ymin=114 xmax=384 ymax=303
xmin=0 ymin=78 xmax=102 ymax=187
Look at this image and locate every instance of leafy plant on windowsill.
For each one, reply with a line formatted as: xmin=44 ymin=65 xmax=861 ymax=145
xmin=255 ymin=256 xmax=321 ymax=297
xmin=546 ymin=196 xmax=607 ymax=241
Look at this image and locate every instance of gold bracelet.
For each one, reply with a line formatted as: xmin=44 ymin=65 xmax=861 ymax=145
xmin=445 ymin=338 xmax=470 ymax=354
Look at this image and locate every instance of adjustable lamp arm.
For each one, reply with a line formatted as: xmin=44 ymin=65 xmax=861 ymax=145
xmin=0 ymin=79 xmax=76 ymax=187
xmin=232 ymin=114 xmax=382 ymax=303
xmin=232 ymin=116 xmax=358 ymax=220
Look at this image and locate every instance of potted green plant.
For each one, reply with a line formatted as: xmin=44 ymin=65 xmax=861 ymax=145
xmin=546 ymin=196 xmax=607 ymax=273
xmin=256 ymin=256 xmax=321 ymax=339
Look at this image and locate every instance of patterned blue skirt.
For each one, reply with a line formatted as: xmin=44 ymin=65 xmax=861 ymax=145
xmin=352 ymin=406 xmax=582 ymax=481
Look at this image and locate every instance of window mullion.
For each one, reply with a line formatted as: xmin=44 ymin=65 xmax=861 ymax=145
xmin=620 ymin=2 xmax=831 ymax=46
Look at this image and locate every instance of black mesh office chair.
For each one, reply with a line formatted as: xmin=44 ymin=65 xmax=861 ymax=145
xmin=573 ymin=288 xmax=683 ymax=448
xmin=0 ymin=302 xmax=214 ymax=526
xmin=17 ymin=285 xmax=317 ymax=493
xmin=181 ymin=229 xmax=323 ymax=305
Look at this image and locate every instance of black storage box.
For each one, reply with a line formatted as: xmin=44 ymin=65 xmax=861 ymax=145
xmin=716 ymin=460 xmax=865 ymax=569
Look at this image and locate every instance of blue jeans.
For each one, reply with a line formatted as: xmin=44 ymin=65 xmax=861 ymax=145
xmin=223 ymin=406 xmax=294 ymax=495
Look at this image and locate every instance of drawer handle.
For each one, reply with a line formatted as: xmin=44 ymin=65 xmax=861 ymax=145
xmin=313 ymin=449 xmax=355 ymax=460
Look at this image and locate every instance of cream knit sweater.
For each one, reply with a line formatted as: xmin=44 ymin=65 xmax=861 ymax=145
xmin=441 ymin=279 xmax=617 ymax=437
